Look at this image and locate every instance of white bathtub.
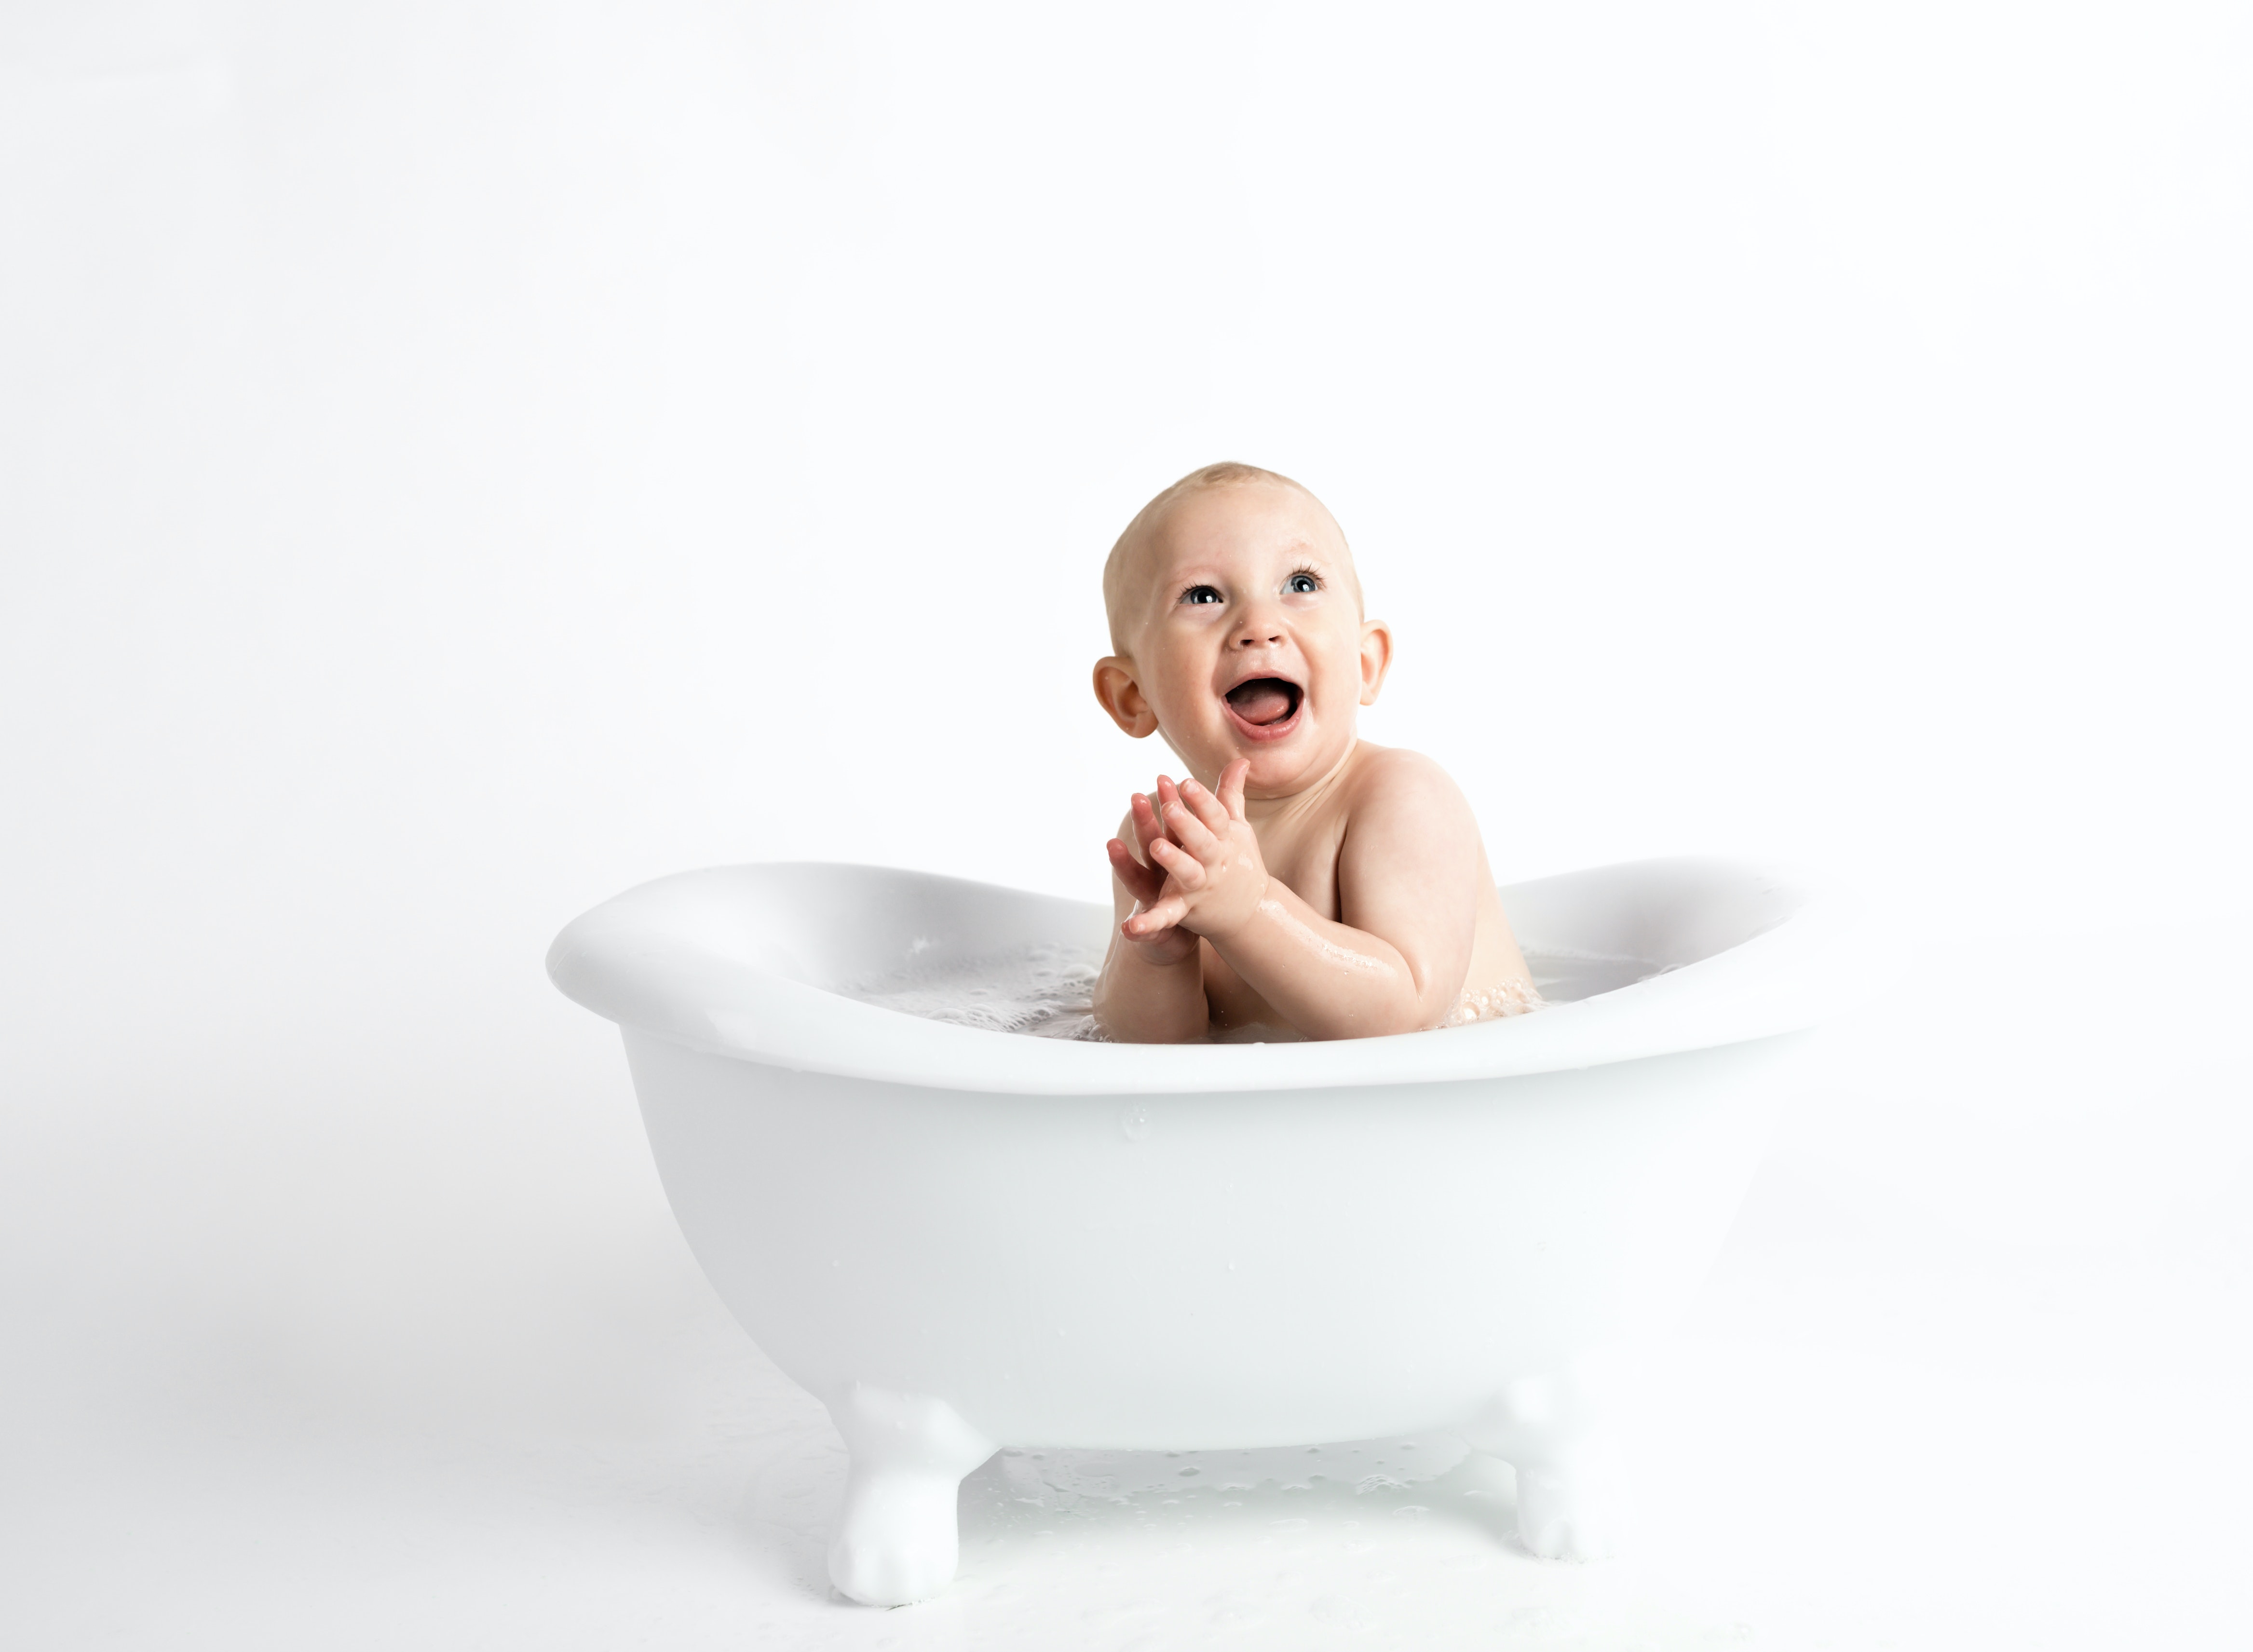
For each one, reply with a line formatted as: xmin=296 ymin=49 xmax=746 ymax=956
xmin=547 ymin=857 xmax=1845 ymax=1605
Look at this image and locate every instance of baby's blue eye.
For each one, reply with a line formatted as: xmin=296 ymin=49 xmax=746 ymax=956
xmin=1181 ymin=584 xmax=1223 ymax=605
xmin=1287 ymin=572 xmax=1320 ymax=595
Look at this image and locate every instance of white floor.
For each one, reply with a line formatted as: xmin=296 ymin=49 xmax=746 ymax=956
xmin=8 ymin=927 xmax=2248 ymax=1650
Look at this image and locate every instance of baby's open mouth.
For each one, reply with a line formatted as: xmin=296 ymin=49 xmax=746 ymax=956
xmin=1224 ymin=677 xmax=1302 ymax=730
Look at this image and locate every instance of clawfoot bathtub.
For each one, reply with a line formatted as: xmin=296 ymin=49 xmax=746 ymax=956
xmin=546 ymin=857 xmax=1844 ymax=1605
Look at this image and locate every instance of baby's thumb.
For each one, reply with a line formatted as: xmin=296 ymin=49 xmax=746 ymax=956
xmin=1220 ymin=758 xmax=1251 ymax=817
xmin=1140 ymin=894 xmax=1188 ymax=932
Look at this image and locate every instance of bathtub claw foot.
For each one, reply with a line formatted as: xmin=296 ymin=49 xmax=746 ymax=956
xmin=1511 ymin=1455 xmax=1624 ymax=1560
xmin=1462 ymin=1369 xmax=1628 ymax=1562
xmin=824 ymin=1383 xmax=995 ymax=1607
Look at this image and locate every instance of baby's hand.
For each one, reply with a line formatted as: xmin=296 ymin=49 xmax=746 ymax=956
xmin=1106 ymin=780 xmax=1201 ymax=965
xmin=1121 ymin=760 xmax=1269 ymax=944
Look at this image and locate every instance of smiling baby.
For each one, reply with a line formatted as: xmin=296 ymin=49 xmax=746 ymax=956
xmin=1091 ymin=462 xmax=1539 ymax=1043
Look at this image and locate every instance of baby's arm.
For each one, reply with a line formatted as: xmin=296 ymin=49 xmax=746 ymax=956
xmin=1091 ymin=790 xmax=1211 ymax=1043
xmin=1130 ymin=755 xmax=1480 ymax=1040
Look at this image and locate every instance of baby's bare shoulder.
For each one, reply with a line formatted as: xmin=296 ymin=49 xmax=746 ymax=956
xmin=1331 ymin=746 xmax=1485 ymax=904
xmin=1342 ymin=744 xmax=1472 ymax=812
xmin=1335 ymin=745 xmax=1478 ymax=847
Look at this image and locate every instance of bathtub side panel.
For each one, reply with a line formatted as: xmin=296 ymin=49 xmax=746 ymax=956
xmin=623 ymin=1030 xmax=1808 ymax=1451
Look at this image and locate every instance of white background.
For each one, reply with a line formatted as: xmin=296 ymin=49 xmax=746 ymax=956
xmin=3 ymin=3 xmax=2248 ymax=1647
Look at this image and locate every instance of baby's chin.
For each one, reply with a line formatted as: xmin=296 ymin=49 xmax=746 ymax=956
xmin=1206 ymin=715 xmax=1356 ymax=791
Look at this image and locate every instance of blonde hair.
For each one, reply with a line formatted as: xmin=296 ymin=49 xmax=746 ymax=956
xmin=1101 ymin=462 xmax=1349 ymax=652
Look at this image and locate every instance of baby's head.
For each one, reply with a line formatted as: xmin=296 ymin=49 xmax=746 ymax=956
xmin=1094 ymin=463 xmax=1392 ymax=797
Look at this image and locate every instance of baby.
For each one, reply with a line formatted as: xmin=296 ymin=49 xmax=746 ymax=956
xmin=1091 ymin=462 xmax=1539 ymax=1043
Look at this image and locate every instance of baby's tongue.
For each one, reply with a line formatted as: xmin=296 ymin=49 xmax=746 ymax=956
xmin=1226 ymin=679 xmax=1295 ymax=726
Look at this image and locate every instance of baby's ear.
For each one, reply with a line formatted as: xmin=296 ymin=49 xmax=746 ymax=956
xmin=1093 ymin=657 xmax=1161 ymax=738
xmin=1357 ymin=620 xmax=1395 ymax=706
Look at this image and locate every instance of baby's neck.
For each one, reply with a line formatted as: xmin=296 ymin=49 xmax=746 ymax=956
xmin=1241 ymin=738 xmax=1365 ymax=829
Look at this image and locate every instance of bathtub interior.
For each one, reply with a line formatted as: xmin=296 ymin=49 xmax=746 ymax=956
xmin=1506 ymin=858 xmax=1805 ymax=995
xmin=570 ymin=858 xmax=1794 ymax=999
xmin=546 ymin=856 xmax=1836 ymax=1093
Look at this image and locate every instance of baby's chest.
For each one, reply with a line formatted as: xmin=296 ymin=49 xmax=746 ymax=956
xmin=1258 ymin=828 xmax=1345 ymax=920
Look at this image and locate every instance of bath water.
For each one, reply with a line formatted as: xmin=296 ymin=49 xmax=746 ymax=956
xmin=840 ymin=943 xmax=1109 ymax=1040
xmin=837 ymin=942 xmax=1660 ymax=1040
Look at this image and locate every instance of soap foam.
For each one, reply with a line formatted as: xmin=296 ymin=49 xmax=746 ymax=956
xmin=1444 ymin=977 xmax=1547 ymax=1025
xmin=840 ymin=943 xmax=1109 ymax=1041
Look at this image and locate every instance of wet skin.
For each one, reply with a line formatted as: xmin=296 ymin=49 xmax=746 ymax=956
xmin=1090 ymin=480 xmax=1531 ymax=1042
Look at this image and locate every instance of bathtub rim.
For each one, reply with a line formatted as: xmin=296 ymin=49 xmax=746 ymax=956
xmin=545 ymin=855 xmax=1854 ymax=1097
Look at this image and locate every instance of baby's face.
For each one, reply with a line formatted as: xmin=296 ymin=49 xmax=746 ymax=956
xmin=1098 ymin=482 xmax=1390 ymax=797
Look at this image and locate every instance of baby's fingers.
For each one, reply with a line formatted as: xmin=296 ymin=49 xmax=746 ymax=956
xmin=1107 ymin=837 xmax=1163 ymax=904
xmin=1176 ymin=774 xmax=1233 ymax=836
xmin=1125 ymin=893 xmax=1190 ymax=936
xmin=1160 ymin=799 xmax=1223 ymax=861
xmin=1147 ymin=833 xmax=1210 ymax=889
xmin=1128 ymin=792 xmax=1166 ymax=856
xmin=1135 ymin=784 xmax=1171 ymax=838
xmin=1216 ymin=758 xmax=1250 ymax=822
